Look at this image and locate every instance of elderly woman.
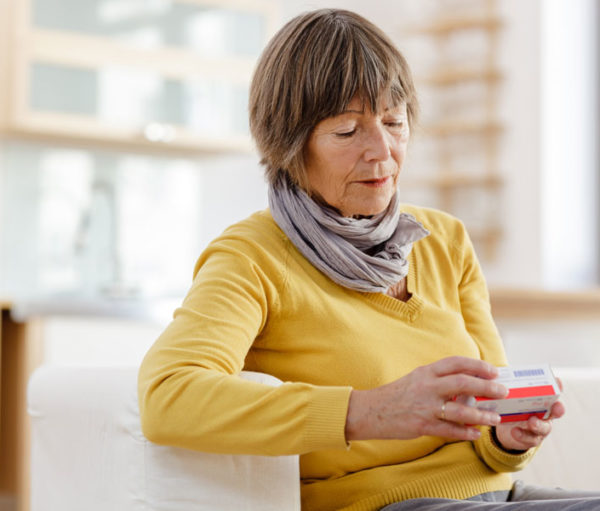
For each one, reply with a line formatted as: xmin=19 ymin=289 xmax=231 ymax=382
xmin=138 ymin=9 xmax=600 ymax=511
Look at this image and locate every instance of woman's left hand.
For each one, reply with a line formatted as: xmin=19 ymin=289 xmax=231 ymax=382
xmin=493 ymin=378 xmax=565 ymax=451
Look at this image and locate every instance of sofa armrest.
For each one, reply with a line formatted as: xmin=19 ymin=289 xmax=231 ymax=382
xmin=516 ymin=368 xmax=600 ymax=490
xmin=28 ymin=366 xmax=300 ymax=511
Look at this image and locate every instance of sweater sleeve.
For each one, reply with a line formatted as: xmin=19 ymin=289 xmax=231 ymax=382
xmin=474 ymin=427 xmax=537 ymax=472
xmin=454 ymin=222 xmax=538 ymax=471
xmin=138 ymin=237 xmax=352 ymax=456
xmin=454 ymin=221 xmax=506 ymax=367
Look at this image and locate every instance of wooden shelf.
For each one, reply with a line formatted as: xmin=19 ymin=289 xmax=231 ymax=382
xmin=401 ymin=172 xmax=503 ymax=189
xmin=6 ymin=112 xmax=255 ymax=155
xmin=402 ymin=2 xmax=504 ymax=262
xmin=420 ymin=67 xmax=503 ymax=86
xmin=468 ymin=225 xmax=502 ymax=242
xmin=490 ymin=288 xmax=600 ymax=320
xmin=422 ymin=120 xmax=503 ymax=137
xmin=406 ymin=16 xmax=503 ymax=36
xmin=28 ymin=29 xmax=255 ymax=82
xmin=470 ymin=226 xmax=503 ymax=261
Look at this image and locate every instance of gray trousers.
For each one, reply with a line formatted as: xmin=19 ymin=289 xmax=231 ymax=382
xmin=380 ymin=481 xmax=600 ymax=510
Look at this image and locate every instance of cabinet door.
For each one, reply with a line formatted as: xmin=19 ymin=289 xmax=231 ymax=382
xmin=9 ymin=0 xmax=278 ymax=153
xmin=31 ymin=0 xmax=271 ymax=58
xmin=28 ymin=62 xmax=250 ymax=136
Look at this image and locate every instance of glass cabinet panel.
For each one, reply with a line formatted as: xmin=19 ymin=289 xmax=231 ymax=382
xmin=32 ymin=0 xmax=267 ymax=57
xmin=30 ymin=62 xmax=249 ymax=136
xmin=13 ymin=0 xmax=273 ymax=149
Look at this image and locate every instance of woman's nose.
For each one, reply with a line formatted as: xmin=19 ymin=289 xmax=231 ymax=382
xmin=363 ymin=125 xmax=391 ymax=162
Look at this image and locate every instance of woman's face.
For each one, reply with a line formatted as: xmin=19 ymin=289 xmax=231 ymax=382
xmin=305 ymin=96 xmax=409 ymax=217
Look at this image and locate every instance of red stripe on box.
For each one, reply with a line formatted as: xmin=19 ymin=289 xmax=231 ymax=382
xmin=476 ymin=385 xmax=556 ymax=402
xmin=500 ymin=411 xmax=547 ymax=423
xmin=506 ymin=385 xmax=556 ymax=399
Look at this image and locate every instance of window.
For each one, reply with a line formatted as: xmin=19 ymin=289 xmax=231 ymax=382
xmin=541 ymin=0 xmax=599 ymax=289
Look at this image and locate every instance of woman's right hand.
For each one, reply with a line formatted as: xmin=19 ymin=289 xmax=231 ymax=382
xmin=344 ymin=356 xmax=508 ymax=442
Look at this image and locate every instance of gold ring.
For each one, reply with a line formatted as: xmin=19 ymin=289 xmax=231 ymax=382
xmin=441 ymin=402 xmax=447 ymax=421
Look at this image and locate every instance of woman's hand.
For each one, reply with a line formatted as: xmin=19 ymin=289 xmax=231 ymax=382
xmin=493 ymin=380 xmax=566 ymax=452
xmin=345 ymin=356 xmax=508 ymax=442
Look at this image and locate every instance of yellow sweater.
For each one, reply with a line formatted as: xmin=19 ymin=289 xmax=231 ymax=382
xmin=138 ymin=205 xmax=536 ymax=511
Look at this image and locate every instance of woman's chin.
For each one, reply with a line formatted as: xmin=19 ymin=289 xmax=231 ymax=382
xmin=343 ymin=198 xmax=394 ymax=218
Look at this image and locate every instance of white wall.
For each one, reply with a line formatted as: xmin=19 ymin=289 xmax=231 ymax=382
xmin=198 ymin=153 xmax=268 ymax=246
xmin=486 ymin=0 xmax=543 ymax=287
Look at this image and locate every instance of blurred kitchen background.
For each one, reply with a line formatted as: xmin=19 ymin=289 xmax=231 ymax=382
xmin=0 ymin=1 xmax=598 ymax=509
xmin=0 ymin=0 xmax=598 ymax=363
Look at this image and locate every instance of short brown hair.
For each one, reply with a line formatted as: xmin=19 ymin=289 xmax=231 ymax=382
xmin=249 ymin=8 xmax=418 ymax=189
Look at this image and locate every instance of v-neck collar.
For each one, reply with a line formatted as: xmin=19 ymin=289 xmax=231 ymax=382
xmin=361 ymin=250 xmax=424 ymax=322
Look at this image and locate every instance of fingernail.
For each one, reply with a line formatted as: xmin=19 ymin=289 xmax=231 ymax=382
xmin=489 ymin=413 xmax=501 ymax=425
xmin=470 ymin=429 xmax=481 ymax=440
xmin=488 ymin=364 xmax=499 ymax=377
xmin=495 ymin=384 xmax=508 ymax=396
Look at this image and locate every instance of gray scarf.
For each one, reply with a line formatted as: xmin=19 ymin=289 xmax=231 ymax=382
xmin=268 ymin=174 xmax=430 ymax=293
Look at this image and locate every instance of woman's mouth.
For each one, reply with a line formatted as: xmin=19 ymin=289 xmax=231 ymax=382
xmin=357 ymin=176 xmax=391 ymax=188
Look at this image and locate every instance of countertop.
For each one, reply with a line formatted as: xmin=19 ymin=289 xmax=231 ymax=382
xmin=4 ymin=288 xmax=600 ymax=324
xmin=6 ymin=295 xmax=181 ymax=325
xmin=490 ymin=288 xmax=600 ymax=320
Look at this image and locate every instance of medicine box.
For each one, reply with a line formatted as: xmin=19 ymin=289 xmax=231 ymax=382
xmin=474 ymin=364 xmax=561 ymax=423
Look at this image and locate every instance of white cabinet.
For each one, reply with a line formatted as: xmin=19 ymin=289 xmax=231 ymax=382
xmin=1 ymin=0 xmax=279 ymax=153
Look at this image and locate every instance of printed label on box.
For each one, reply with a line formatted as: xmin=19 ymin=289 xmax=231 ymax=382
xmin=456 ymin=364 xmax=561 ymax=423
xmin=477 ymin=364 xmax=561 ymax=422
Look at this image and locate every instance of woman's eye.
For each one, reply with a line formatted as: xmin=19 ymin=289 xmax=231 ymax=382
xmin=386 ymin=121 xmax=405 ymax=129
xmin=335 ymin=130 xmax=356 ymax=138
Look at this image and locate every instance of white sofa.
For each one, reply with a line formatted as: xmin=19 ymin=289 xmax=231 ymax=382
xmin=27 ymin=368 xmax=300 ymax=511
xmin=27 ymin=366 xmax=600 ymax=511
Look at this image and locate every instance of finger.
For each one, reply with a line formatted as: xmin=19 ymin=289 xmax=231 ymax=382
xmin=549 ymin=400 xmax=565 ymax=419
xmin=431 ymin=356 xmax=499 ymax=380
xmin=423 ymin=420 xmax=483 ymax=442
xmin=512 ymin=426 xmax=545 ymax=448
xmin=524 ymin=416 xmax=552 ymax=437
xmin=556 ymin=377 xmax=564 ymax=392
xmin=436 ymin=373 xmax=508 ymax=400
xmin=442 ymin=400 xmax=501 ymax=427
